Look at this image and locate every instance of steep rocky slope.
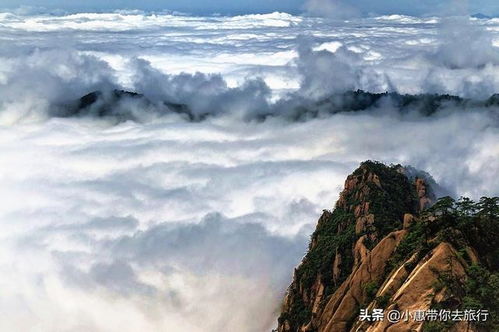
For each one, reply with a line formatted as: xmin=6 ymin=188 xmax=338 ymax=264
xmin=277 ymin=161 xmax=498 ymax=332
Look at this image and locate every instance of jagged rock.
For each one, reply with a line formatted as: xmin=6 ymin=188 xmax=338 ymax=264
xmin=355 ymin=214 xmax=375 ymax=235
xmin=277 ymin=161 xmax=499 ymax=332
xmin=320 ymin=230 xmax=407 ymax=331
xmin=353 ymin=236 xmax=369 ymax=266
xmin=333 ymin=251 xmax=342 ymax=285
xmin=403 ymin=213 xmax=415 ymax=229
xmin=415 ymin=177 xmax=433 ymax=211
xmin=278 ymin=161 xmax=418 ymax=331
xmin=311 ymin=276 xmax=325 ymax=315
xmin=359 ymin=242 xmax=472 ymax=332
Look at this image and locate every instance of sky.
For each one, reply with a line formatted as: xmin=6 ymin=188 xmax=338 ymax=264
xmin=0 ymin=7 xmax=498 ymax=332
xmin=1 ymin=0 xmax=498 ymax=16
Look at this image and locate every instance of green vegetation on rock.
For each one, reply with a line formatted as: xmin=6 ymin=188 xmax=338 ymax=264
xmin=278 ymin=161 xmax=418 ymax=331
xmin=278 ymin=161 xmax=498 ymax=332
xmin=395 ymin=196 xmax=499 ymax=332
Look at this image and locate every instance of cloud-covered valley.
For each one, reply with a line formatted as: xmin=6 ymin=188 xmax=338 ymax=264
xmin=0 ymin=10 xmax=498 ymax=332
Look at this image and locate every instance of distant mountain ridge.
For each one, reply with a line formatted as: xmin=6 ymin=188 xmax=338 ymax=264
xmin=471 ymin=13 xmax=495 ymax=19
xmin=277 ymin=161 xmax=498 ymax=332
xmin=55 ymin=89 xmax=499 ymax=123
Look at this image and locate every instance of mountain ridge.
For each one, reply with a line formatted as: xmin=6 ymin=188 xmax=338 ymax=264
xmin=54 ymin=89 xmax=499 ymax=123
xmin=277 ymin=161 xmax=498 ymax=332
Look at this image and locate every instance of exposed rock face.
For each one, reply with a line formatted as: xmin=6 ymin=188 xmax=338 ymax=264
xmin=355 ymin=242 xmax=474 ymax=332
xmin=320 ymin=230 xmax=407 ymax=332
xmin=415 ymin=177 xmax=433 ymax=212
xmin=277 ymin=161 xmax=499 ymax=332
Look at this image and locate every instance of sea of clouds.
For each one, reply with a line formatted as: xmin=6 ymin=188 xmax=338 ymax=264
xmin=0 ymin=10 xmax=498 ymax=332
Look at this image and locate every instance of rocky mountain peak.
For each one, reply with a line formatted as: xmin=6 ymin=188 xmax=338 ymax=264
xmin=277 ymin=161 xmax=498 ymax=332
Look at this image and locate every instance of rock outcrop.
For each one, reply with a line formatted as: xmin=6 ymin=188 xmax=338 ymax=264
xmin=277 ymin=161 xmax=499 ymax=332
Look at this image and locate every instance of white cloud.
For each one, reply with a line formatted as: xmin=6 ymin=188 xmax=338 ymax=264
xmin=0 ymin=10 xmax=498 ymax=332
xmin=435 ymin=16 xmax=499 ymax=69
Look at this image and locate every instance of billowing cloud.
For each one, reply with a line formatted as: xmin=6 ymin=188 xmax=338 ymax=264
xmin=435 ymin=15 xmax=499 ymax=69
xmin=0 ymin=10 xmax=498 ymax=332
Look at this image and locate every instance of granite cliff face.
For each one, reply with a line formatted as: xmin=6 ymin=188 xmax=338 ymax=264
xmin=277 ymin=161 xmax=498 ymax=332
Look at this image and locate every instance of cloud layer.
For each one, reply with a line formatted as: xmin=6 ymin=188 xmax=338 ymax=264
xmin=1 ymin=11 xmax=499 ymax=124
xmin=2 ymin=0 xmax=499 ymax=16
xmin=0 ymin=10 xmax=498 ymax=332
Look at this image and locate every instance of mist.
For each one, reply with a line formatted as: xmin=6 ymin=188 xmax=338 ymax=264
xmin=0 ymin=10 xmax=498 ymax=332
